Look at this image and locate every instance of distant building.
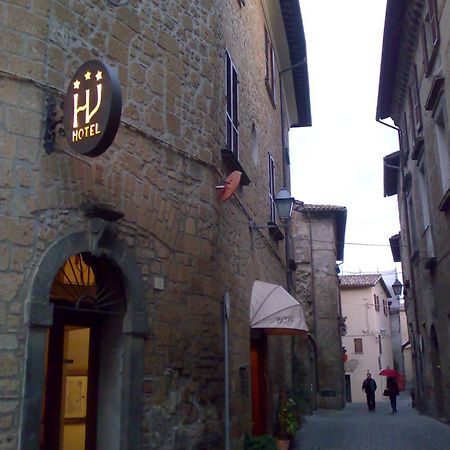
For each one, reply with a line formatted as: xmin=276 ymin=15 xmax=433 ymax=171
xmin=340 ymin=275 xmax=394 ymax=403
xmin=292 ymin=203 xmax=347 ymax=411
xmin=400 ymin=306 xmax=414 ymax=388
xmin=377 ymin=0 xmax=450 ymax=421
xmin=389 ymin=296 xmax=404 ymax=374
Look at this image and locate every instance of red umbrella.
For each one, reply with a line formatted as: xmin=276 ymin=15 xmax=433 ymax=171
xmin=379 ymin=368 xmax=399 ymax=377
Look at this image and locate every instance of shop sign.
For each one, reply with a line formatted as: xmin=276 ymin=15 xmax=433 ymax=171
xmin=64 ymin=60 xmax=122 ymax=157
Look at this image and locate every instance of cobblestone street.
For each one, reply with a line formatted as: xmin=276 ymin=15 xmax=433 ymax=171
xmin=296 ymin=392 xmax=450 ymax=450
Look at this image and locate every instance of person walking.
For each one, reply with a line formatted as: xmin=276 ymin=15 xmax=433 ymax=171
xmin=362 ymin=373 xmax=377 ymax=411
xmin=386 ymin=376 xmax=399 ymax=413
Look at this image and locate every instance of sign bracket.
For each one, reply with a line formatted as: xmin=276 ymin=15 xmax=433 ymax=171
xmin=43 ymin=94 xmax=64 ymax=154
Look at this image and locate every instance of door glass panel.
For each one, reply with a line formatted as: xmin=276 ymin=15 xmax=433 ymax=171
xmin=62 ymin=327 xmax=90 ymax=450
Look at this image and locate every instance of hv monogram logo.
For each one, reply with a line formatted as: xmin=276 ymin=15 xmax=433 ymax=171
xmin=71 ymin=70 xmax=103 ymax=142
xmin=64 ymin=60 xmax=122 ymax=157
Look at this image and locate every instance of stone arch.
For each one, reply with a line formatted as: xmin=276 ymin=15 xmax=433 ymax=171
xmin=19 ymin=227 xmax=149 ymax=450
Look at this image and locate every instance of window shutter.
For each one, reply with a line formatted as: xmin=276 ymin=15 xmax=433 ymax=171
xmin=265 ymin=28 xmax=270 ymax=82
xmin=411 ymin=66 xmax=423 ymax=136
xmin=421 ymin=24 xmax=429 ymax=70
xmin=226 ymin=51 xmax=239 ymax=158
xmin=232 ymin=68 xmax=239 ymax=156
xmin=428 ymin=0 xmax=439 ymax=47
xmin=226 ymin=52 xmax=232 ymax=152
xmin=268 ymin=153 xmax=276 ymax=222
xmin=400 ymin=113 xmax=410 ymax=163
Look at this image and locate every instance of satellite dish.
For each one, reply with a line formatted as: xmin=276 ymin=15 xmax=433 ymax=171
xmin=219 ymin=171 xmax=241 ymax=201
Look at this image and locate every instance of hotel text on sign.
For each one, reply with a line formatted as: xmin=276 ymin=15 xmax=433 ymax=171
xmin=64 ymin=60 xmax=122 ymax=157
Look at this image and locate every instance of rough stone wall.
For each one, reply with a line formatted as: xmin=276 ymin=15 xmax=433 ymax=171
xmin=0 ymin=0 xmax=291 ymax=448
xmin=291 ymin=210 xmax=345 ymax=411
xmin=391 ymin=0 xmax=450 ymax=422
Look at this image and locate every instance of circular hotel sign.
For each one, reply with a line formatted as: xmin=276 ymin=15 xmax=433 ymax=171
xmin=64 ymin=60 xmax=122 ymax=157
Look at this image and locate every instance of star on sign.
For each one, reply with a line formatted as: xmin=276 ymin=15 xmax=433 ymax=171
xmin=95 ymin=70 xmax=103 ymax=81
xmin=73 ymin=79 xmax=80 ymax=90
xmin=84 ymin=71 xmax=91 ymax=80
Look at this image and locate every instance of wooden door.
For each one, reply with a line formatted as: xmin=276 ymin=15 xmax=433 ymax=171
xmin=41 ymin=309 xmax=100 ymax=450
xmin=251 ymin=336 xmax=267 ymax=435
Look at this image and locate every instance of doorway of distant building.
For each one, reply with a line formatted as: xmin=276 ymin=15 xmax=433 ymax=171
xmin=40 ymin=253 xmax=126 ymax=450
xmin=250 ymin=333 xmax=267 ymax=435
xmin=345 ymin=375 xmax=352 ymax=402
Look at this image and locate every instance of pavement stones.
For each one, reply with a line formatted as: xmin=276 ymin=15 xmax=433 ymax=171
xmin=295 ymin=392 xmax=450 ymax=450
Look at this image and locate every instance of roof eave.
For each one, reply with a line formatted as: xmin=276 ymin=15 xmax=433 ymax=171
xmin=376 ymin=0 xmax=407 ymax=121
xmin=280 ymin=0 xmax=312 ymax=127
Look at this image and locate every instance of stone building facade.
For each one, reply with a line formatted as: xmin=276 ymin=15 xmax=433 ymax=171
xmin=340 ymin=275 xmax=394 ymax=404
xmin=377 ymin=0 xmax=450 ymax=422
xmin=291 ymin=203 xmax=347 ymax=411
xmin=0 ymin=1 xmax=311 ymax=449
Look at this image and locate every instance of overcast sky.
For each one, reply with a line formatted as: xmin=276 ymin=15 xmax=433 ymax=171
xmin=289 ymin=0 xmax=402 ymax=281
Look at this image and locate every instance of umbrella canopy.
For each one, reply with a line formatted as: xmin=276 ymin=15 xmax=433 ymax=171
xmin=379 ymin=368 xmax=399 ymax=377
xmin=250 ymin=280 xmax=308 ymax=335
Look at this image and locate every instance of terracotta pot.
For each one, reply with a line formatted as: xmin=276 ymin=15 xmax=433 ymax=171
xmin=276 ymin=439 xmax=290 ymax=450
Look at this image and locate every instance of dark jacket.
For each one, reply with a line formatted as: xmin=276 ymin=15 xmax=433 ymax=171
xmin=387 ymin=377 xmax=399 ymax=396
xmin=362 ymin=378 xmax=377 ymax=393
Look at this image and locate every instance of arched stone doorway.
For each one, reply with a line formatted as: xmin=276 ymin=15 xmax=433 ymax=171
xmin=19 ymin=229 xmax=148 ymax=450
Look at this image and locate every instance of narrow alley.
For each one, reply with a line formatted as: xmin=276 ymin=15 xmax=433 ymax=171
xmin=296 ymin=392 xmax=450 ymax=450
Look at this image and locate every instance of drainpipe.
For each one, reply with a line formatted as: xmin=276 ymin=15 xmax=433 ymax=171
xmin=223 ymin=292 xmax=230 ymax=450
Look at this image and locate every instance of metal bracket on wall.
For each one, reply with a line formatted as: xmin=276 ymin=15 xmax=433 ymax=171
xmin=43 ymin=94 xmax=64 ymax=154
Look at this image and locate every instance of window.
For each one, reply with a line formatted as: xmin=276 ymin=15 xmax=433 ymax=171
xmin=432 ymin=93 xmax=450 ymax=209
xmin=268 ymin=152 xmax=276 ymax=223
xmin=407 ymin=193 xmax=419 ymax=261
xmin=226 ymin=51 xmax=239 ymax=158
xmin=399 ymin=113 xmax=410 ymax=165
xmin=409 ymin=65 xmax=423 ymax=139
xmin=354 ymin=338 xmax=363 ymax=354
xmin=374 ymin=294 xmax=380 ymax=312
xmin=264 ymin=27 xmax=276 ymax=107
xmin=422 ymin=0 xmax=440 ymax=76
xmin=382 ymin=299 xmax=388 ymax=316
xmin=418 ymin=163 xmax=436 ymax=263
xmin=378 ymin=335 xmax=383 ymax=354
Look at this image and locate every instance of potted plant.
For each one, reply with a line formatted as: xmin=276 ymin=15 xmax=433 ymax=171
xmin=244 ymin=434 xmax=277 ymax=450
xmin=274 ymin=396 xmax=300 ymax=450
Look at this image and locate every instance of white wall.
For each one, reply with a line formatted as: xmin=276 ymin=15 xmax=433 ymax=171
xmin=341 ymin=281 xmax=394 ymax=403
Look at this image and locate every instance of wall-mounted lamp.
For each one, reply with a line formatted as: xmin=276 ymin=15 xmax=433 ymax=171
xmin=392 ymin=279 xmax=403 ymax=297
xmin=249 ymin=188 xmax=295 ymax=231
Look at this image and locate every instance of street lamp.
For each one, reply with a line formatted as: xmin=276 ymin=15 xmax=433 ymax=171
xmin=249 ymin=188 xmax=295 ymax=230
xmin=274 ymin=188 xmax=295 ymax=224
xmin=392 ymin=279 xmax=403 ymax=297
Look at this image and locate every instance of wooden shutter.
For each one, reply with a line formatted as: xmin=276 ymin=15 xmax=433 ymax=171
xmin=410 ymin=65 xmax=423 ymax=136
xmin=268 ymin=153 xmax=276 ymax=222
xmin=226 ymin=51 xmax=239 ymax=158
xmin=265 ymin=28 xmax=270 ymax=83
xmin=354 ymin=338 xmax=363 ymax=354
xmin=428 ymin=0 xmax=439 ymax=47
xmin=232 ymin=67 xmax=239 ymax=156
